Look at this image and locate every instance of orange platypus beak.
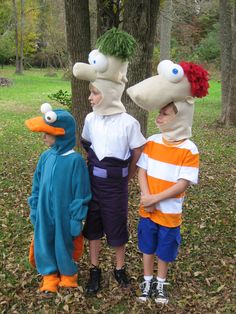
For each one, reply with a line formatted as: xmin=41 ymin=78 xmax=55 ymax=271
xmin=25 ymin=117 xmax=65 ymax=136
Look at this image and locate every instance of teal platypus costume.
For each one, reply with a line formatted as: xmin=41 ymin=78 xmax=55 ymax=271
xmin=25 ymin=104 xmax=91 ymax=292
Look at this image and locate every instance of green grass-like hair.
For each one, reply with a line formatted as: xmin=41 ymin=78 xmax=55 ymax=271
xmin=96 ymin=28 xmax=137 ymax=61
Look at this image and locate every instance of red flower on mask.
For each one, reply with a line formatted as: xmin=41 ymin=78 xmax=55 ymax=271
xmin=179 ymin=61 xmax=209 ymax=98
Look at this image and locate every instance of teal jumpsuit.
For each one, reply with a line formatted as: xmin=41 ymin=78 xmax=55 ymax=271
xmin=28 ymin=110 xmax=91 ymax=276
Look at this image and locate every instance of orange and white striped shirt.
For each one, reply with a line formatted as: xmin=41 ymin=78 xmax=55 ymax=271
xmin=137 ymin=134 xmax=199 ymax=228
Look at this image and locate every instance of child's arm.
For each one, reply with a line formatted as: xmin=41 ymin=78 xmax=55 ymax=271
xmin=140 ymin=179 xmax=190 ymax=208
xmin=138 ymin=167 xmax=150 ymax=195
xmin=128 ymin=145 xmax=144 ymax=180
xmin=138 ymin=167 xmax=156 ymax=213
xmin=81 ymin=137 xmax=91 ymax=153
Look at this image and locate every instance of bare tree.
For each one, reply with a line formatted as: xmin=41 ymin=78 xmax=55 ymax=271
xmin=64 ymin=0 xmax=91 ymax=143
xmin=96 ymin=0 xmax=121 ymax=37
xmin=19 ymin=0 xmax=25 ymax=72
xmin=159 ymin=0 xmax=172 ymax=61
xmin=89 ymin=0 xmax=97 ymax=47
xmin=12 ymin=0 xmax=20 ymax=73
xmin=12 ymin=0 xmax=24 ymax=74
xmin=224 ymin=2 xmax=236 ymax=125
xmin=219 ymin=0 xmax=236 ymax=126
xmin=122 ymin=0 xmax=160 ymax=135
xmin=64 ymin=0 xmax=160 ymax=137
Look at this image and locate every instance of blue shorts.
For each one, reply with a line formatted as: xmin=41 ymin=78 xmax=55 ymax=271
xmin=138 ymin=217 xmax=181 ymax=262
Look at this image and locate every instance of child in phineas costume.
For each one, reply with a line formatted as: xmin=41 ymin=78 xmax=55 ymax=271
xmin=127 ymin=60 xmax=209 ymax=304
xmin=73 ymin=28 xmax=146 ymax=295
xmin=25 ymin=104 xmax=91 ymax=295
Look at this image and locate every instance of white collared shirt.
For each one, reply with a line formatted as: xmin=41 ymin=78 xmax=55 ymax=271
xmin=82 ymin=112 xmax=146 ymax=161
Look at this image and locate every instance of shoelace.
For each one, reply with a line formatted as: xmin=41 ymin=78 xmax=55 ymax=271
xmin=140 ymin=280 xmax=151 ymax=295
xmin=156 ymin=281 xmax=169 ymax=296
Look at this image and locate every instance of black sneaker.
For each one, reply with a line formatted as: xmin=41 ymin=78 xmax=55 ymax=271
xmin=86 ymin=266 xmax=101 ymax=295
xmin=114 ymin=266 xmax=130 ymax=288
xmin=138 ymin=278 xmax=155 ymax=302
xmin=154 ymin=281 xmax=169 ymax=304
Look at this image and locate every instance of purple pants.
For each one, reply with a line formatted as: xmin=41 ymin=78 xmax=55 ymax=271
xmin=83 ymin=149 xmax=129 ymax=247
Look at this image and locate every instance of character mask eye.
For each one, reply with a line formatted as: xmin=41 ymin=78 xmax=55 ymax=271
xmin=41 ymin=102 xmax=52 ymax=114
xmin=45 ymin=111 xmax=57 ymax=123
xmin=88 ymin=49 xmax=108 ymax=73
xmin=157 ymin=60 xmax=184 ymax=83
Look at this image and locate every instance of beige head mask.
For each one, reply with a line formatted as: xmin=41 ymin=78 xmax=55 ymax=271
xmin=73 ymin=28 xmax=136 ymax=116
xmin=127 ymin=60 xmax=209 ymax=141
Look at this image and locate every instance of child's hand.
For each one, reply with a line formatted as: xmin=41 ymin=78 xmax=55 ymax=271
xmin=143 ymin=205 xmax=156 ymax=213
xmin=140 ymin=194 xmax=158 ymax=207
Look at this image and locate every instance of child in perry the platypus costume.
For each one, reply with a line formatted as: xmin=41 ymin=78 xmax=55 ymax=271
xmin=127 ymin=60 xmax=209 ymax=304
xmin=25 ymin=104 xmax=91 ymax=295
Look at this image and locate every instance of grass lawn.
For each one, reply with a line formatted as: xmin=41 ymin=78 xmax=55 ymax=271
xmin=0 ymin=67 xmax=235 ymax=313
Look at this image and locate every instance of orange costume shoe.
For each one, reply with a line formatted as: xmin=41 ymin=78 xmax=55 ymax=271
xmin=59 ymin=274 xmax=78 ymax=288
xmin=39 ymin=273 xmax=60 ymax=293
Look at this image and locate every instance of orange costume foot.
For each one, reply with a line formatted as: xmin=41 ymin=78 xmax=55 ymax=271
xmin=59 ymin=274 xmax=78 ymax=288
xmin=39 ymin=273 xmax=60 ymax=292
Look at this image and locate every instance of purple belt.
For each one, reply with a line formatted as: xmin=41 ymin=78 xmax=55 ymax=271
xmin=92 ymin=165 xmax=129 ymax=178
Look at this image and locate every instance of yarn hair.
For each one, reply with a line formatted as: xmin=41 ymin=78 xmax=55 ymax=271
xmin=96 ymin=28 xmax=137 ymax=61
xmin=179 ymin=61 xmax=209 ymax=98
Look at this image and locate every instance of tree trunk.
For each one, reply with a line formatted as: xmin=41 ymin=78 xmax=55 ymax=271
xmin=89 ymin=0 xmax=97 ymax=47
xmin=96 ymin=0 xmax=121 ymax=37
xmin=19 ymin=0 xmax=24 ymax=73
xmin=64 ymin=0 xmax=91 ymax=147
xmin=12 ymin=0 xmax=20 ymax=74
xmin=219 ymin=0 xmax=232 ymax=123
xmin=122 ymin=0 xmax=160 ymax=136
xmin=225 ymin=2 xmax=236 ymax=126
xmin=160 ymin=0 xmax=172 ymax=61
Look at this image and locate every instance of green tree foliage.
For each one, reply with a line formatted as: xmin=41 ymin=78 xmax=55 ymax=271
xmin=0 ymin=0 xmax=12 ymax=35
xmin=48 ymin=89 xmax=72 ymax=110
xmin=194 ymin=23 xmax=220 ymax=63
xmin=0 ymin=32 xmax=15 ymax=66
xmin=156 ymin=0 xmax=220 ymax=65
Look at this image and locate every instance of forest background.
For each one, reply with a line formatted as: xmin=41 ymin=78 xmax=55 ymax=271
xmin=0 ymin=0 xmax=235 ymax=313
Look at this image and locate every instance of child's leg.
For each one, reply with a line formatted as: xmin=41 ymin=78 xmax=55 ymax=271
xmin=114 ymin=244 xmax=125 ymax=269
xmin=89 ymin=239 xmax=101 ymax=266
xmin=138 ymin=253 xmax=155 ymax=302
xmin=143 ymin=253 xmax=155 ymax=276
xmin=155 ymin=258 xmax=169 ymax=304
xmin=114 ymin=244 xmax=130 ymax=287
xmin=157 ymin=258 xmax=168 ymax=280
xmin=86 ymin=239 xmax=102 ymax=295
xmin=137 ymin=218 xmax=157 ymax=300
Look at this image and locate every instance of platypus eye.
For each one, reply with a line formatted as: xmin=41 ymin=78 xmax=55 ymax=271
xmin=157 ymin=60 xmax=184 ymax=83
xmin=88 ymin=49 xmax=108 ymax=72
xmin=41 ymin=102 xmax=52 ymax=114
xmin=45 ymin=111 xmax=57 ymax=123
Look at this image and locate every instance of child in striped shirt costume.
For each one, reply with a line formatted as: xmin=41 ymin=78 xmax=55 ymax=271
xmin=127 ymin=60 xmax=209 ymax=304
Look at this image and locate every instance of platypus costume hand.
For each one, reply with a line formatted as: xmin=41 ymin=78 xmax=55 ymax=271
xmin=73 ymin=27 xmax=136 ymax=115
xmin=127 ymin=60 xmax=209 ymax=141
